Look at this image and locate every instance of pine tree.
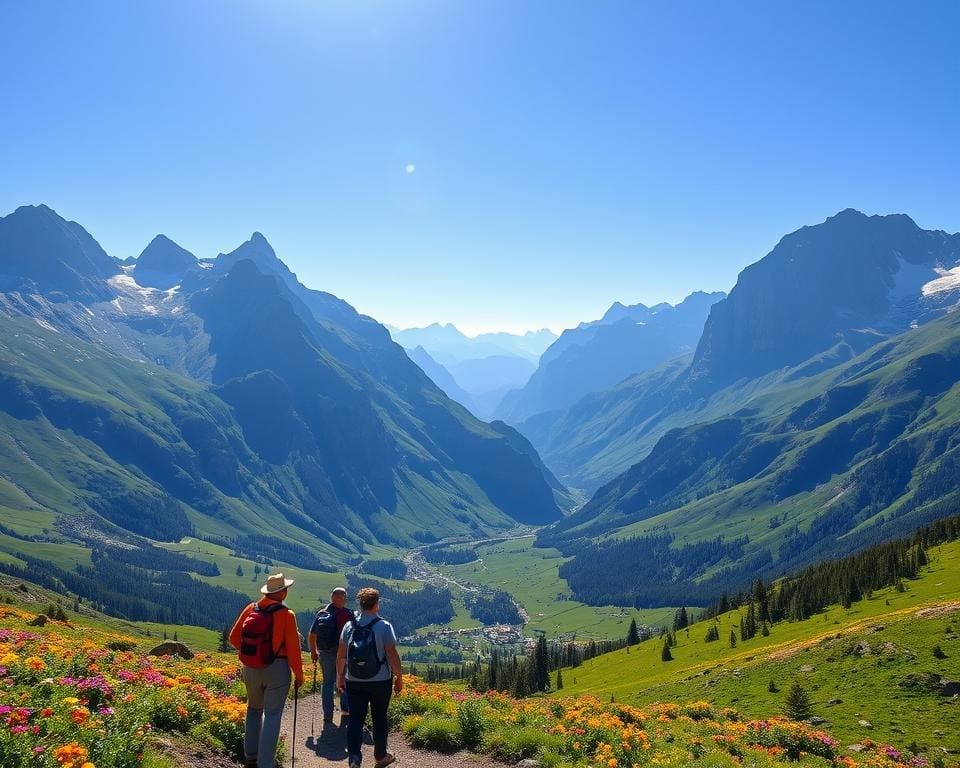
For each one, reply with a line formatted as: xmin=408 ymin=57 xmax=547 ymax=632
xmin=729 ymin=629 xmax=737 ymax=648
xmin=217 ymin=626 xmax=230 ymax=653
xmin=487 ymin=650 xmax=499 ymax=691
xmin=660 ymin=638 xmax=673 ymax=662
xmin=236 ymin=564 xmax=244 ymax=578
xmin=785 ymin=681 xmax=812 ymax=721
xmin=626 ymin=619 xmax=640 ymax=646
xmin=535 ymin=635 xmax=550 ymax=691
xmin=555 ymin=667 xmax=564 ymax=690
xmin=768 ymin=680 xmax=779 ymax=693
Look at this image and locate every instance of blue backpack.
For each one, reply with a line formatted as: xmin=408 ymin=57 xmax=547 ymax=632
xmin=347 ymin=616 xmax=383 ymax=679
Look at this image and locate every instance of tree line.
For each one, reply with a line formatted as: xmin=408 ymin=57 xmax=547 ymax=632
xmin=557 ymin=533 xmax=749 ymax=607
xmin=344 ymin=574 xmax=454 ymax=637
xmin=703 ymin=511 xmax=960 ymax=624
xmin=0 ymin=551 xmax=248 ymax=629
xmin=464 ymin=632 xmax=650 ymax=698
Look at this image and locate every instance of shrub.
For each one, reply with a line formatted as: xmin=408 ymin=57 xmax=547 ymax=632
xmin=485 ymin=726 xmax=562 ymax=761
xmin=680 ymin=701 xmax=715 ymax=721
xmin=456 ymin=699 xmax=486 ymax=749
xmin=406 ymin=714 xmax=463 ymax=752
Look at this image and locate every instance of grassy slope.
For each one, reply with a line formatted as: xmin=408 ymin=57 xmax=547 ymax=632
xmin=0 ymin=572 xmax=222 ymax=652
xmin=549 ymin=310 xmax=960 ymax=593
xmin=556 ymin=539 xmax=960 ymax=751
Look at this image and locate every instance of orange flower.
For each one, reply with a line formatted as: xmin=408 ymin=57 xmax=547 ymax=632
xmin=53 ymin=743 xmax=89 ymax=768
xmin=70 ymin=706 xmax=90 ymax=725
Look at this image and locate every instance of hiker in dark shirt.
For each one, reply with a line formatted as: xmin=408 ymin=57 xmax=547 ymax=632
xmin=308 ymin=586 xmax=353 ymax=723
xmin=337 ymin=587 xmax=403 ymax=768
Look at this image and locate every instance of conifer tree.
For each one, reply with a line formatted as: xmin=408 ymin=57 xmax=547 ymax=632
xmin=729 ymin=629 xmax=737 ymax=648
xmin=626 ymin=618 xmax=640 ymax=646
xmin=661 ymin=638 xmax=673 ymax=661
xmin=535 ymin=635 xmax=550 ymax=691
xmin=785 ymin=681 xmax=812 ymax=721
xmin=555 ymin=667 xmax=563 ymax=690
xmin=217 ymin=626 xmax=230 ymax=653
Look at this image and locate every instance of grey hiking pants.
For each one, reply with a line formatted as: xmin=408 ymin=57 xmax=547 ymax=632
xmin=243 ymin=658 xmax=291 ymax=766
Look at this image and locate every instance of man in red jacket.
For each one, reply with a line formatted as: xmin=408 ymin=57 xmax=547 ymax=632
xmin=230 ymin=573 xmax=305 ymax=768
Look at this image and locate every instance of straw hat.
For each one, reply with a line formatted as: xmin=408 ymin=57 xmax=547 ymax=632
xmin=260 ymin=572 xmax=295 ymax=595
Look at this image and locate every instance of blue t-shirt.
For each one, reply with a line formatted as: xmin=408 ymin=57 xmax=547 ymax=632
xmin=340 ymin=612 xmax=398 ymax=682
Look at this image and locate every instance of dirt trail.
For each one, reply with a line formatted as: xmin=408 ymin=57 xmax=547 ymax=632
xmin=279 ymin=693 xmax=499 ymax=768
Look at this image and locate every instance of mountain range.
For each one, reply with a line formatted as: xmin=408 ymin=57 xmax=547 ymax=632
xmin=4 ymin=203 xmax=960 ymax=616
xmin=527 ymin=209 xmax=960 ymax=605
xmin=0 ymin=205 xmax=568 ymax=572
xmin=521 ymin=209 xmax=960 ymax=492
xmin=389 ymin=323 xmax=555 ymax=419
xmin=495 ymin=290 xmax=726 ymax=424
xmin=389 ymin=323 xmax=556 ymax=365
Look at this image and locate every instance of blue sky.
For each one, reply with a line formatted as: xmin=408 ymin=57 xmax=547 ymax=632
xmin=1 ymin=1 xmax=957 ymax=334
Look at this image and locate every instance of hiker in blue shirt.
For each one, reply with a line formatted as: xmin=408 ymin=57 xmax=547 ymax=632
xmin=337 ymin=587 xmax=403 ymax=768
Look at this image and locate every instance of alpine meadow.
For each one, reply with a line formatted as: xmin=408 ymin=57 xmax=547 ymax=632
xmin=1 ymin=3 xmax=959 ymax=768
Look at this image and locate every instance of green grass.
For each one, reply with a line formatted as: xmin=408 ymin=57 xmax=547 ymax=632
xmin=441 ymin=536 xmax=675 ymax=638
xmin=555 ymin=538 xmax=960 ymax=751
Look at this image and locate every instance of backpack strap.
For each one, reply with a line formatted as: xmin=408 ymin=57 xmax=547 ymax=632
xmin=363 ymin=617 xmax=384 ymax=662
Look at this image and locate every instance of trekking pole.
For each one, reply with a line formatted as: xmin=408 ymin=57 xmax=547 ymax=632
xmin=292 ymin=681 xmax=299 ymax=765
xmin=311 ymin=662 xmax=317 ymax=736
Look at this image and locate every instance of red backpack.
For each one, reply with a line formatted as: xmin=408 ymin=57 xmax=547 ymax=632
xmin=238 ymin=602 xmax=286 ymax=668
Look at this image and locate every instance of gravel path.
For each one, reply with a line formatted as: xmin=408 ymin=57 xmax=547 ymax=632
xmin=280 ymin=693 xmax=500 ymax=768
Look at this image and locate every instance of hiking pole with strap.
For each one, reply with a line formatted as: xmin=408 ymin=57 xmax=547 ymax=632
xmin=292 ymin=681 xmax=299 ymax=764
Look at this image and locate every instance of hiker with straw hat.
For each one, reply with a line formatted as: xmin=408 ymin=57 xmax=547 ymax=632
xmin=230 ymin=572 xmax=305 ymax=768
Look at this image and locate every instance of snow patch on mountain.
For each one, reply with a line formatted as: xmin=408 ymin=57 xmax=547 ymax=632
xmin=922 ymin=265 xmax=960 ymax=296
xmin=107 ymin=274 xmax=181 ymax=316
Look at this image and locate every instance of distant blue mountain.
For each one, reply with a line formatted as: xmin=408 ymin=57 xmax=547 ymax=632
xmin=496 ymin=291 xmax=725 ymax=423
xmin=133 ymin=235 xmax=198 ymax=289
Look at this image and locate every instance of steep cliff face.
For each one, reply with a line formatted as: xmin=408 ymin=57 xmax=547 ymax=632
xmin=689 ymin=209 xmax=960 ymax=388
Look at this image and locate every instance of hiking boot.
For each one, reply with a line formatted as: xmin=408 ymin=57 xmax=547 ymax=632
xmin=374 ymin=754 xmax=396 ymax=768
xmin=349 ymin=761 xmax=361 ymax=768
xmin=243 ymin=760 xmax=258 ymax=768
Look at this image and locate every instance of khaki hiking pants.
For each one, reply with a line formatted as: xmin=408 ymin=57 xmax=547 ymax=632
xmin=242 ymin=658 xmax=290 ymax=765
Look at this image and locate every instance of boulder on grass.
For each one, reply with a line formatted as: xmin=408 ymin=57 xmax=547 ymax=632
xmin=149 ymin=641 xmax=194 ymax=659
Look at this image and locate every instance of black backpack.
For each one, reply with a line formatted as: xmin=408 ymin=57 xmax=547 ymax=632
xmin=311 ymin=604 xmax=340 ymax=653
xmin=347 ymin=616 xmax=383 ymax=679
